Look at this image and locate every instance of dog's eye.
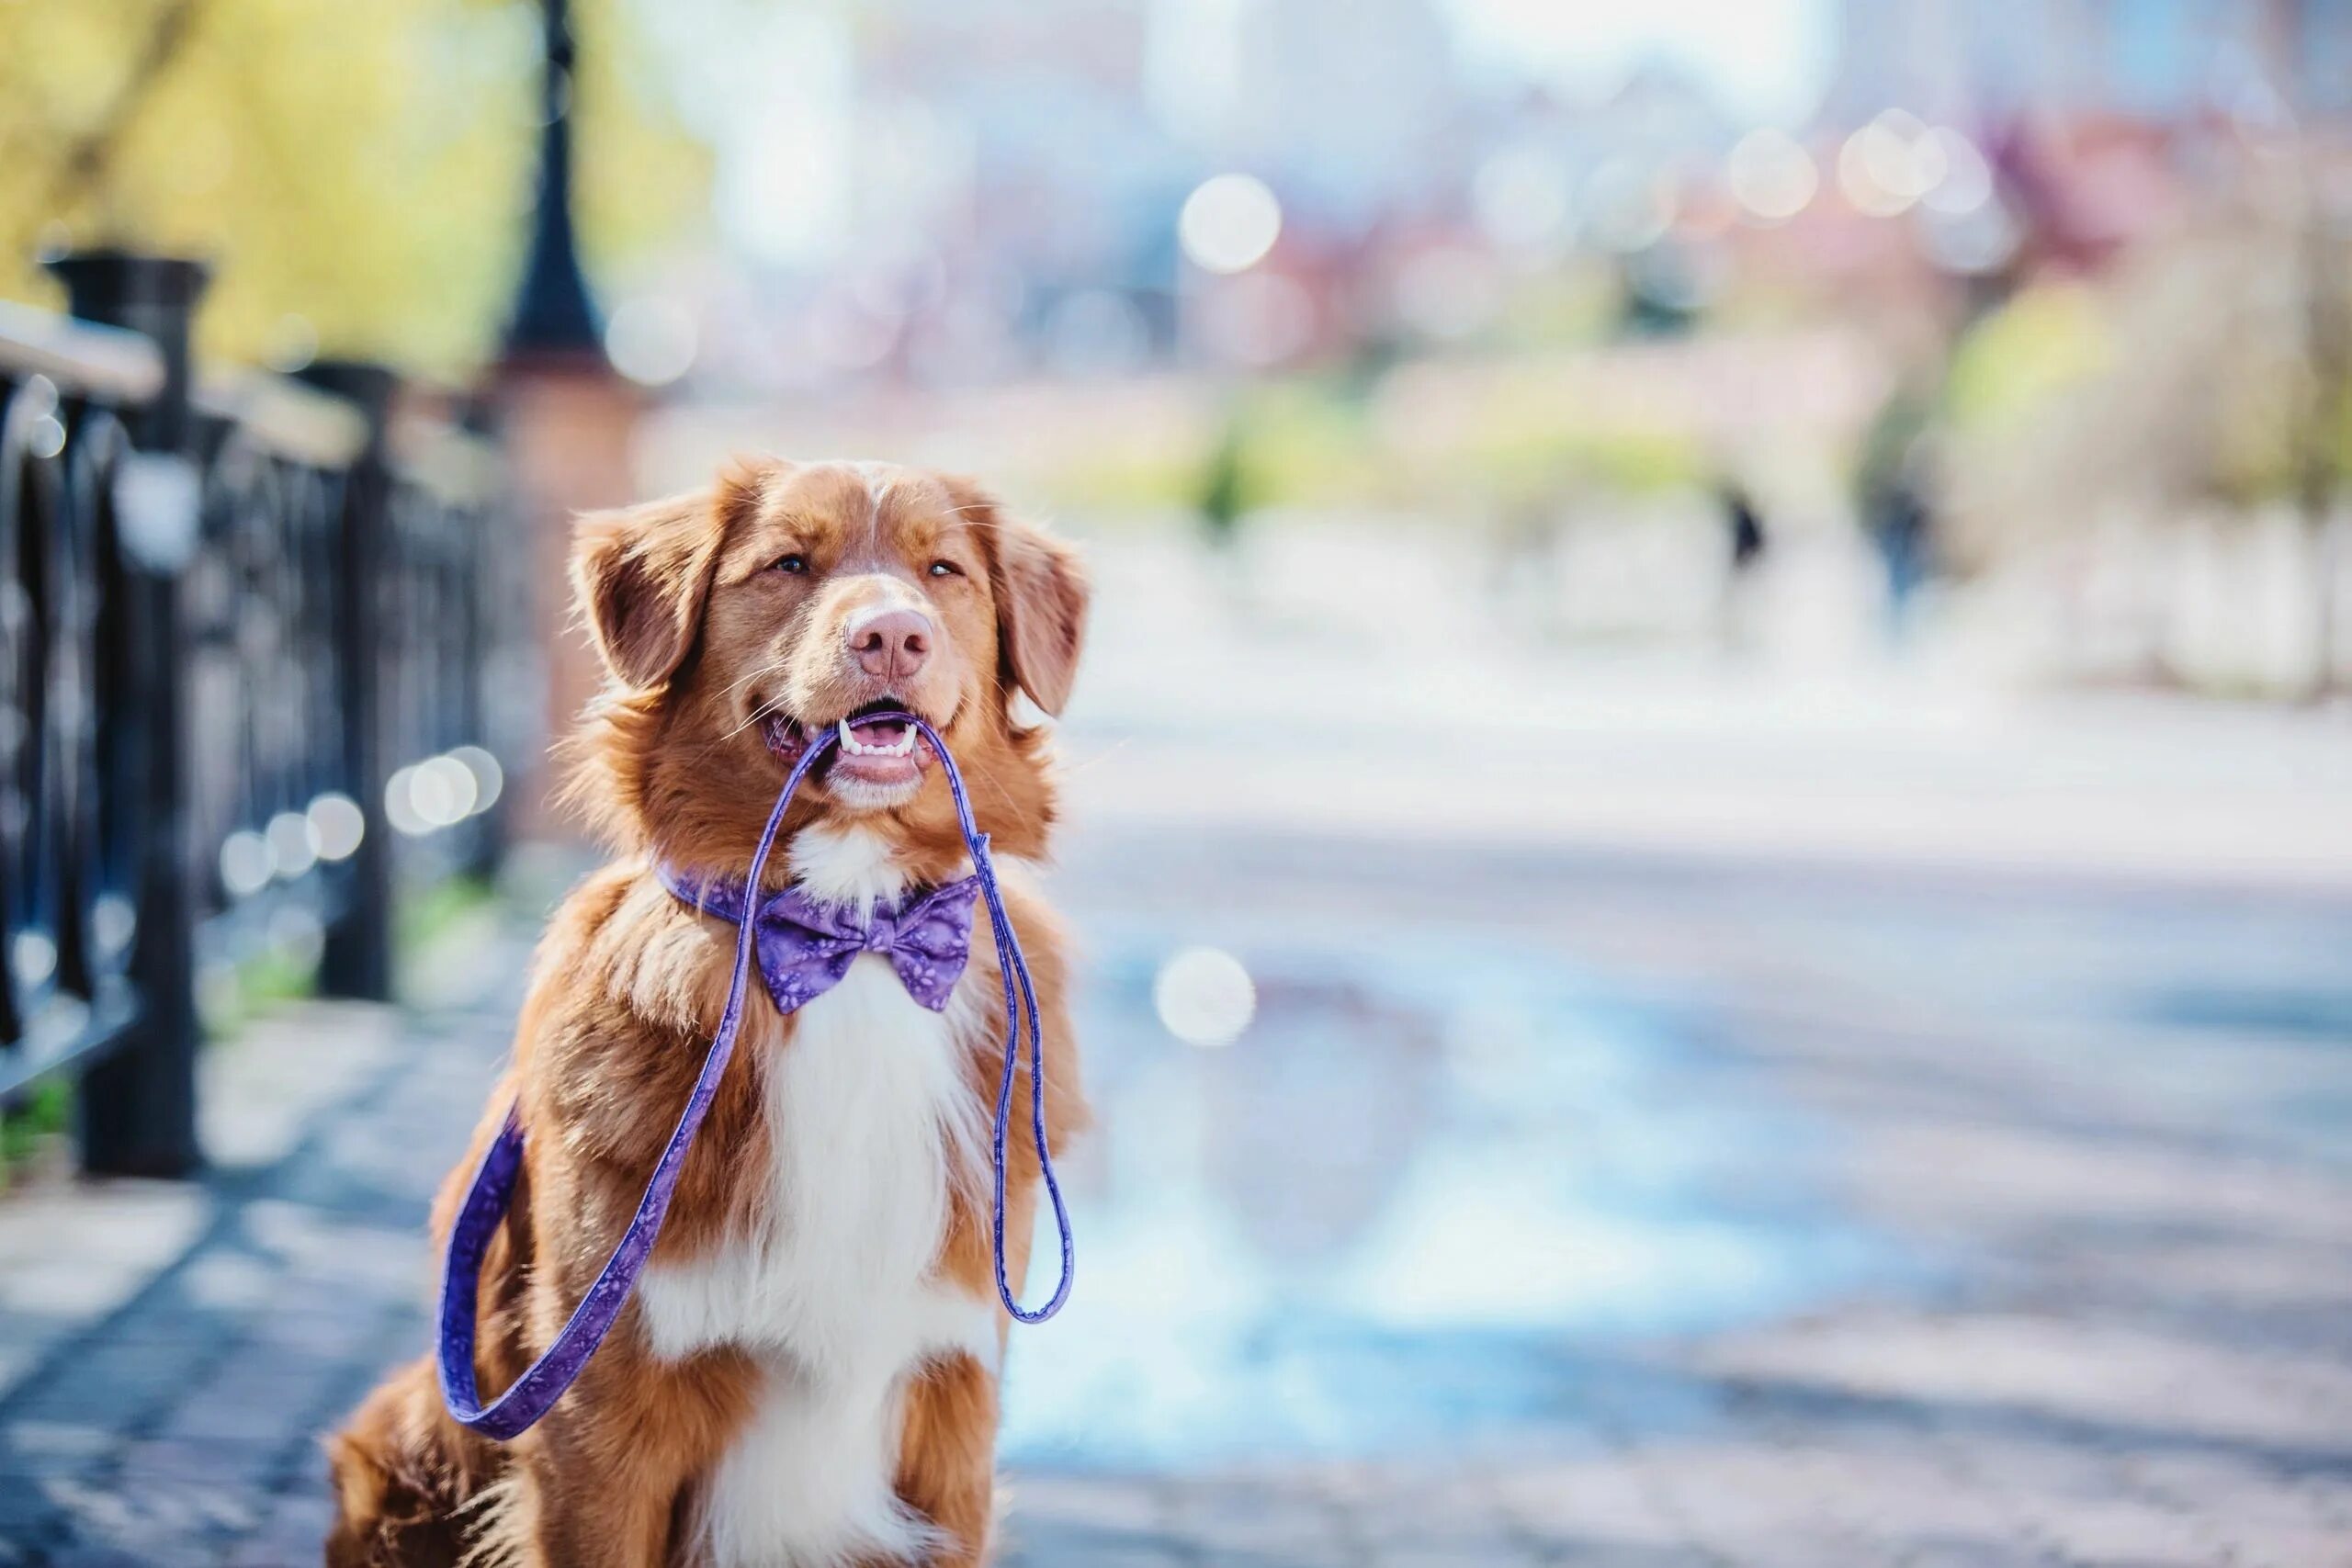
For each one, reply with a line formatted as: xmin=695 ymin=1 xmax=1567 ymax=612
xmin=772 ymin=553 xmax=808 ymax=575
xmin=927 ymin=559 xmax=962 ymax=579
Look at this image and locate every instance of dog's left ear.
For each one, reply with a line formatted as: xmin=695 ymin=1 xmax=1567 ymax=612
xmin=571 ymin=475 xmax=751 ymax=691
xmin=950 ymin=479 xmax=1089 ymax=716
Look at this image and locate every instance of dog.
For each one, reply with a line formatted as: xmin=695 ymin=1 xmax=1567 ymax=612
xmin=326 ymin=459 xmax=1089 ymax=1568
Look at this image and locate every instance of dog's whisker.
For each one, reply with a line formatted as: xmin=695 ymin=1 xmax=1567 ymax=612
xmin=665 ymin=692 xmax=796 ymax=779
xmin=1057 ymin=737 xmax=1133 ymax=777
xmin=952 ymin=751 xmax=1038 ymax=829
xmin=716 ymin=694 xmax=792 ymax=745
xmin=717 ymin=654 xmax=792 ymax=705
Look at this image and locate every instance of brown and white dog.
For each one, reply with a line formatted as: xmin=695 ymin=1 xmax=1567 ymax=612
xmin=326 ymin=459 xmax=1089 ymax=1568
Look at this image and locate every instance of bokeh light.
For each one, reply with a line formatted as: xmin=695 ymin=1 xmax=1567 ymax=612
xmin=265 ymin=810 xmax=316 ymax=881
xmin=604 ymin=296 xmax=698 ymax=387
xmin=1180 ymin=175 xmax=1283 ymax=275
xmin=219 ymin=829 xmax=272 ymax=897
xmin=1152 ymin=947 xmax=1257 ymax=1048
xmin=1725 ymin=128 xmax=1819 ymax=223
xmin=1919 ymin=127 xmax=1995 ymax=216
xmin=448 ymin=745 xmax=505 ymax=814
xmin=306 ymin=792 xmax=366 ymax=862
xmin=1839 ymin=109 xmax=1939 ymax=216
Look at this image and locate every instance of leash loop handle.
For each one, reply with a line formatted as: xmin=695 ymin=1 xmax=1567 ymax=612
xmin=436 ymin=714 xmax=1071 ymax=1438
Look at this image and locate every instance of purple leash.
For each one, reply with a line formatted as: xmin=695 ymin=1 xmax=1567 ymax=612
xmin=436 ymin=715 xmax=1073 ymax=1440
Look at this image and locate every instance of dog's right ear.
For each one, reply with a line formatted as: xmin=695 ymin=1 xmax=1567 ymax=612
xmin=570 ymin=481 xmax=742 ymax=691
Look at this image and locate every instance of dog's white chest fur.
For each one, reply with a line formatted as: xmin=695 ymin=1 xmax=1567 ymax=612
xmin=638 ymin=825 xmax=993 ymax=1568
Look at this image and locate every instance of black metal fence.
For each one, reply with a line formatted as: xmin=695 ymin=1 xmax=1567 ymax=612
xmin=0 ymin=252 xmax=526 ymax=1176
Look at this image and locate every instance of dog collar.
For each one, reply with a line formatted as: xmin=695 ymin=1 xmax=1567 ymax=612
xmin=653 ymin=863 xmax=981 ymax=1015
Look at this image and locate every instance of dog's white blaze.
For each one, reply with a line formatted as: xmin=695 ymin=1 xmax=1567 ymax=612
xmin=639 ymin=825 xmax=993 ymax=1568
xmin=854 ymin=459 xmax=897 ymax=547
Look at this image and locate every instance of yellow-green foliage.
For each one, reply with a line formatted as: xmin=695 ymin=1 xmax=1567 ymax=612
xmin=2205 ymin=297 xmax=2352 ymax=506
xmin=1232 ymin=380 xmax=1390 ymax=509
xmin=1032 ymin=366 xmax=1712 ymax=519
xmin=0 ymin=0 xmax=709 ymax=378
xmin=1943 ymin=279 xmax=2111 ymax=434
xmin=1448 ymin=406 xmax=1705 ymax=505
xmin=1042 ymin=450 xmax=1216 ymax=516
xmin=2210 ymin=359 xmax=2306 ymax=502
xmin=1388 ymin=363 xmax=1709 ymax=508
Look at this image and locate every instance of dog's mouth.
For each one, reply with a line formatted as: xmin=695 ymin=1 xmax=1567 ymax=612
xmin=761 ymin=700 xmax=939 ymax=795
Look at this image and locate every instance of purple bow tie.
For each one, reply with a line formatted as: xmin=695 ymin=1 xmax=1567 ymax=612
xmin=654 ymin=865 xmax=979 ymax=1015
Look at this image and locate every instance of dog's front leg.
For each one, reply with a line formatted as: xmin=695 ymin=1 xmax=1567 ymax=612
xmin=509 ymin=1418 xmax=675 ymax=1568
xmin=895 ymin=1351 xmax=1001 ymax=1567
xmin=511 ymin=1349 xmax=749 ymax=1568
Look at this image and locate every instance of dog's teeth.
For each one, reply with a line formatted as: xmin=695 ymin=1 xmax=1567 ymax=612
xmin=833 ymin=716 xmax=915 ymax=759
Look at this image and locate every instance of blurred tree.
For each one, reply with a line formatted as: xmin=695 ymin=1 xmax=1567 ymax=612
xmin=1936 ymin=218 xmax=2352 ymax=693
xmin=0 ymin=0 xmax=709 ymax=378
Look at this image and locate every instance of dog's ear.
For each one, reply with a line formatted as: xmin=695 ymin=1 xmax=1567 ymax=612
xmin=951 ymin=479 xmax=1088 ymax=716
xmin=570 ymin=478 xmax=748 ymax=690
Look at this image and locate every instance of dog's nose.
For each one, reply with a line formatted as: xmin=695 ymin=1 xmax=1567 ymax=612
xmin=850 ymin=609 xmax=933 ymax=682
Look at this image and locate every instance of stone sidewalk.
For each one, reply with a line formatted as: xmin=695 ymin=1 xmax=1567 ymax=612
xmin=0 ymin=968 xmax=512 ymax=1566
xmin=6 ymin=829 xmax=2352 ymax=1566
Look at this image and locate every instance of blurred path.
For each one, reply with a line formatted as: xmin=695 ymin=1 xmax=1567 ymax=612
xmin=1059 ymin=524 xmax=2352 ymax=893
xmin=4 ymin=530 xmax=2351 ymax=1564
xmin=1012 ymin=827 xmax=2352 ymax=1566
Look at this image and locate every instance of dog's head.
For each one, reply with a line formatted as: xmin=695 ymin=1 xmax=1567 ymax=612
xmin=562 ymin=458 xmax=1087 ymax=874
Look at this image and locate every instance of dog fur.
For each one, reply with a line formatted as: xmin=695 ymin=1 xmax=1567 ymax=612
xmin=325 ymin=459 xmax=1089 ymax=1568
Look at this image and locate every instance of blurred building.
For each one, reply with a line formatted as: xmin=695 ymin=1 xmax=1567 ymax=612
xmin=1821 ymin=0 xmax=2352 ymax=128
xmin=1218 ymin=0 xmax=1462 ymax=232
xmin=681 ymin=0 xmax=1192 ymax=393
xmin=655 ymin=0 xmax=2352 ymax=399
xmin=679 ymin=0 xmax=1521 ymax=389
xmin=859 ymin=0 xmax=1189 ymax=378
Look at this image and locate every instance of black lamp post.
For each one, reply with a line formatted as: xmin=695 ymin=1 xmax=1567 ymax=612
xmin=503 ymin=0 xmax=605 ymax=367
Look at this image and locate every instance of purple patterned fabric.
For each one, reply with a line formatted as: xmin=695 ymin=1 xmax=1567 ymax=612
xmin=654 ymin=864 xmax=979 ymax=1016
xmin=436 ymin=713 xmax=1074 ymax=1442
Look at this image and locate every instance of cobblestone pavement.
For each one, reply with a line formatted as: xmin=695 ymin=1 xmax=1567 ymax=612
xmin=4 ymin=823 xmax=2351 ymax=1567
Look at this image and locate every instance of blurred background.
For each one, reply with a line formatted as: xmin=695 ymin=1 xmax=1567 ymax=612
xmin=3 ymin=2 xmax=2352 ymax=1564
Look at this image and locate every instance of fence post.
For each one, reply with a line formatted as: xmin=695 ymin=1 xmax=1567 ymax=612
xmin=456 ymin=398 xmax=507 ymax=884
xmin=46 ymin=251 xmax=209 ymax=1178
xmin=301 ymin=361 xmax=398 ymax=1002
